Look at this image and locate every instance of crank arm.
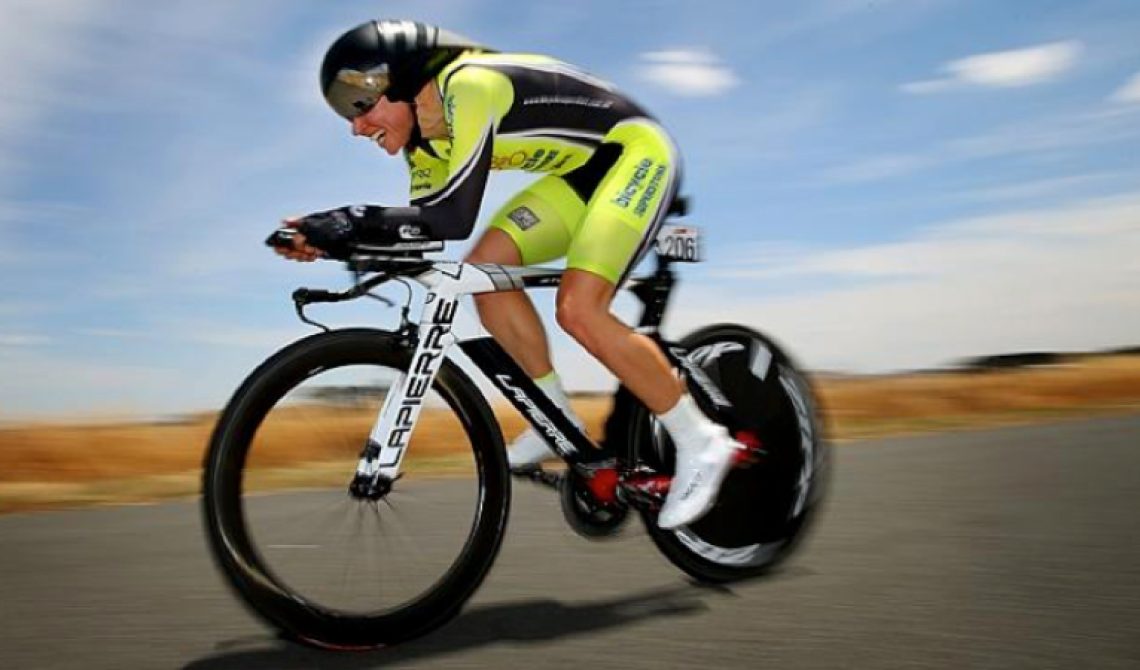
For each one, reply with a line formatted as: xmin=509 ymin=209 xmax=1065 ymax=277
xmin=510 ymin=465 xmax=564 ymax=489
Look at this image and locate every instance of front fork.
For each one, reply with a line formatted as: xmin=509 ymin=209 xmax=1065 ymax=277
xmin=350 ymin=295 xmax=460 ymax=499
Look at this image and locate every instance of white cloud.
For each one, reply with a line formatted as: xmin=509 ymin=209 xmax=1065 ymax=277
xmin=0 ymin=1 xmax=286 ymax=177
xmin=696 ymin=192 xmax=1140 ymax=372
xmin=899 ymin=79 xmax=954 ymax=95
xmin=1109 ymin=71 xmax=1140 ymax=104
xmin=821 ymin=153 xmax=932 ymax=183
xmin=73 ymin=328 xmax=147 ymax=340
xmin=956 ymin=173 xmax=1122 ymax=203
xmin=820 ymin=103 xmax=1140 ymax=184
xmin=948 ymin=41 xmax=1082 ymax=87
xmin=0 ymin=0 xmax=106 ymax=171
xmin=0 ymin=333 xmax=49 ymax=347
xmin=637 ymin=49 xmax=741 ymax=97
xmin=902 ymin=40 xmax=1083 ymax=94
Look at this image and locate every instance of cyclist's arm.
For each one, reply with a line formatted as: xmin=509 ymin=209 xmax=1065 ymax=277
xmin=405 ymin=140 xmax=450 ymax=204
xmin=299 ymin=68 xmax=513 ymax=249
xmin=405 ymin=67 xmax=513 ymax=239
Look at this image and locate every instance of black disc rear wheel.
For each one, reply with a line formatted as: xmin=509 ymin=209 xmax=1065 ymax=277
xmin=202 ymin=329 xmax=509 ymax=649
xmin=637 ymin=324 xmax=829 ymax=582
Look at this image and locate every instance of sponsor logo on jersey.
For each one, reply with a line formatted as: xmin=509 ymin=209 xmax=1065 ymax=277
xmin=612 ymin=159 xmax=654 ymax=209
xmin=492 ymin=149 xmax=565 ymax=171
xmin=522 ymin=149 xmax=547 ymax=170
xmin=492 ymin=150 xmax=529 ymax=170
xmin=507 ymin=206 xmax=541 ymax=231
xmin=535 ymin=150 xmax=560 ymax=170
xmin=634 ymin=164 xmax=668 ymax=216
xmin=611 ymin=159 xmax=669 ymax=216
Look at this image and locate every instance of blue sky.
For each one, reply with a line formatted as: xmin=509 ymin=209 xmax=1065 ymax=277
xmin=1 ymin=0 xmax=1139 ymax=420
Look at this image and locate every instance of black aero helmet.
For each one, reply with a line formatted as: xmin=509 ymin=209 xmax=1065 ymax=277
xmin=320 ymin=20 xmax=489 ymax=118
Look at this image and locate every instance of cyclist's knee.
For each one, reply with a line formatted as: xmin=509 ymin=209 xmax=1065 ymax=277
xmin=556 ymin=271 xmax=615 ymax=346
xmin=555 ymin=300 xmax=591 ymax=346
xmin=555 ymin=294 xmax=606 ymax=349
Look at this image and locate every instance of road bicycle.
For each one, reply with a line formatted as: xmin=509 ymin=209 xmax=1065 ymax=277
xmin=202 ymin=198 xmax=828 ymax=649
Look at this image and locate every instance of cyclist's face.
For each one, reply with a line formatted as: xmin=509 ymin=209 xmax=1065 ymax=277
xmin=352 ymin=96 xmax=414 ymax=155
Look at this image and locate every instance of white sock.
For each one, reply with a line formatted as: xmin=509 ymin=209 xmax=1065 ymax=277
xmin=656 ymin=394 xmax=719 ymax=453
xmin=534 ymin=371 xmax=582 ymax=426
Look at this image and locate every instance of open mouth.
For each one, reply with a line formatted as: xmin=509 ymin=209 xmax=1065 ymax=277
xmin=368 ymin=130 xmax=387 ymax=146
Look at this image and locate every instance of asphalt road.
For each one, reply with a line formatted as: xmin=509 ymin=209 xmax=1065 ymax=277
xmin=2 ymin=414 xmax=1139 ymax=669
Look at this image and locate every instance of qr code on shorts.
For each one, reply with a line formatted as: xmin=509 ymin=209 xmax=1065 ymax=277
xmin=507 ymin=206 xmax=540 ymax=230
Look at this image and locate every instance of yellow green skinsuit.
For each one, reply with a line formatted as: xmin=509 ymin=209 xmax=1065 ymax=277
xmin=405 ymin=52 xmax=681 ymax=285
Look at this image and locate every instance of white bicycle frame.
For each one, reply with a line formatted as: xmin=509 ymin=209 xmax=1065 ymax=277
xmin=352 ymin=261 xmax=578 ymax=481
xmin=350 ymin=222 xmax=703 ymax=482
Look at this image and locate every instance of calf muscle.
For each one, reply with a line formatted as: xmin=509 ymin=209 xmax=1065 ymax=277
xmin=557 ymin=270 xmax=681 ymax=414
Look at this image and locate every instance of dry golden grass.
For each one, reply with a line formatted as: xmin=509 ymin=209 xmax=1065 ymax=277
xmin=0 ymin=398 xmax=613 ymax=513
xmin=1 ymin=356 xmax=1137 ymax=512
xmin=820 ymin=355 xmax=1140 ymax=439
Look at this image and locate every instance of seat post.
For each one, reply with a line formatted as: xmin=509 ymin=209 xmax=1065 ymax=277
xmin=631 ymin=257 xmax=675 ymax=330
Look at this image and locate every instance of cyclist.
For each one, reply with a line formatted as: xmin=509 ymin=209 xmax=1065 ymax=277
xmin=277 ymin=20 xmax=744 ymax=529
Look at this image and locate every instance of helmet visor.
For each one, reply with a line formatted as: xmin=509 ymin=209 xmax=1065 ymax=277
xmin=325 ymin=66 xmax=391 ymax=119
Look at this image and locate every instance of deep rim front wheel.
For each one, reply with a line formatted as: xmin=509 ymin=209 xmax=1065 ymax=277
xmin=202 ymin=328 xmax=510 ymax=649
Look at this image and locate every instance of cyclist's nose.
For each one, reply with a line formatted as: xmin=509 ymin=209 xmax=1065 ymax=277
xmin=351 ymin=116 xmax=369 ymax=136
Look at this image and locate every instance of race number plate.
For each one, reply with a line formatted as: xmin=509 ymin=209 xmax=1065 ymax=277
xmin=655 ymin=224 xmax=702 ymax=262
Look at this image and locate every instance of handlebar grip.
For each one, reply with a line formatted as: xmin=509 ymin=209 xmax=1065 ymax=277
xmin=292 ymin=288 xmax=342 ymax=303
xmin=266 ymin=228 xmax=298 ymax=250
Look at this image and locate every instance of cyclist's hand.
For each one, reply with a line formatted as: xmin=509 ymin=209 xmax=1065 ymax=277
xmin=270 ymin=205 xmax=421 ymax=261
xmin=271 ymin=208 xmax=362 ymax=261
xmin=292 ymin=208 xmax=360 ymax=260
xmin=271 ymin=218 xmax=325 ymax=262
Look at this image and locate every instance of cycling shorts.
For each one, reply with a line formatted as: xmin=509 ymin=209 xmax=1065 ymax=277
xmin=487 ymin=118 xmax=680 ymax=286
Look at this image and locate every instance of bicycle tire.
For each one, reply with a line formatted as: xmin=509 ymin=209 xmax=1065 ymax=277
xmin=202 ymin=328 xmax=510 ymax=649
xmin=635 ymin=324 xmax=830 ymax=582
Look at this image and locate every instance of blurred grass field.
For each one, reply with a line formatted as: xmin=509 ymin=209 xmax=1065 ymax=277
xmin=2 ymin=355 xmax=1138 ymax=513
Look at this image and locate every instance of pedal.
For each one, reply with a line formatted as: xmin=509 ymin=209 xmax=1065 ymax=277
xmin=732 ymin=430 xmax=766 ymax=467
xmin=618 ymin=469 xmax=672 ymax=510
xmin=510 ymin=465 xmax=563 ymax=489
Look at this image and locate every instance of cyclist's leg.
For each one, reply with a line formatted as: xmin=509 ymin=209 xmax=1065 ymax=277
xmin=469 ymin=176 xmax=589 ymax=466
xmin=556 ymin=270 xmax=681 ymax=413
xmin=557 ymin=118 xmax=683 ymax=413
xmin=466 ymin=229 xmax=552 ymax=377
xmin=465 ymin=176 xmax=584 ymax=378
xmin=556 ymin=119 xmax=740 ymax=528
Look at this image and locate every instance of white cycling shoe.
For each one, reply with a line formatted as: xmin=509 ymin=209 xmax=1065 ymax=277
xmin=657 ymin=429 xmax=743 ymax=530
xmin=506 ymin=428 xmax=559 ymax=469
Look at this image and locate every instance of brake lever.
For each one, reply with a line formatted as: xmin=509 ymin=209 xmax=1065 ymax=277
xmin=295 ymin=305 xmax=329 ymax=331
xmin=291 ymin=288 xmax=332 ymax=332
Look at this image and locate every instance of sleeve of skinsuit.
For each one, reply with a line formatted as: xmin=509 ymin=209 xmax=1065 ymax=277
xmin=410 ymin=66 xmax=514 ymax=239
